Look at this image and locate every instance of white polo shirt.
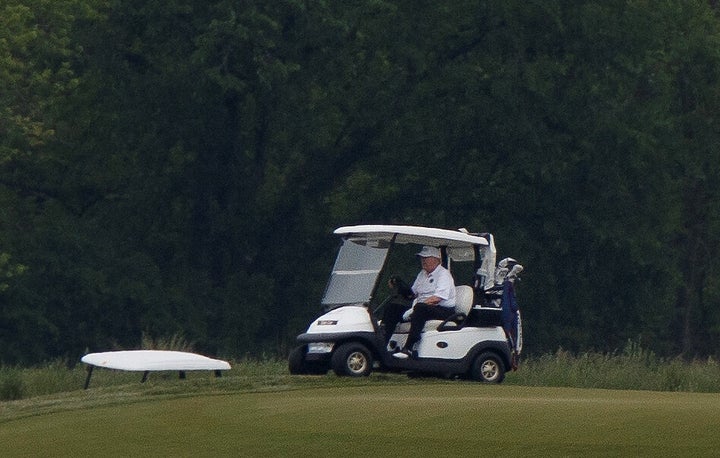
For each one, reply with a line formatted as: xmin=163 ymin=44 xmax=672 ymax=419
xmin=411 ymin=264 xmax=456 ymax=308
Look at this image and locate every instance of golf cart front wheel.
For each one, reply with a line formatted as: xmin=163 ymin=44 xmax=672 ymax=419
xmin=331 ymin=343 xmax=373 ymax=377
xmin=471 ymin=352 xmax=505 ymax=383
xmin=288 ymin=345 xmax=328 ymax=375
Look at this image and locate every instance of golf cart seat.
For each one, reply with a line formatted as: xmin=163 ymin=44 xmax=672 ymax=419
xmin=394 ymin=285 xmax=474 ymax=333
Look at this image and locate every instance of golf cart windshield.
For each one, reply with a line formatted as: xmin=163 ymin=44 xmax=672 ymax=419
xmin=321 ymin=239 xmax=388 ymax=306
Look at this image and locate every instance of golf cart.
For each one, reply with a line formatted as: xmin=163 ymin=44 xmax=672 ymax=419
xmin=288 ymin=225 xmax=523 ymax=383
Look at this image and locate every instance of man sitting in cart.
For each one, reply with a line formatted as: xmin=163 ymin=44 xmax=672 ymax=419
xmin=389 ymin=246 xmax=456 ymax=359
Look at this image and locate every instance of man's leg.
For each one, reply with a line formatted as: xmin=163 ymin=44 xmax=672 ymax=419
xmin=381 ymin=301 xmax=409 ymax=344
xmin=404 ymin=303 xmax=453 ymax=351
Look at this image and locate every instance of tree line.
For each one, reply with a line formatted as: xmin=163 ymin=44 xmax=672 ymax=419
xmin=2 ymin=0 xmax=720 ymax=364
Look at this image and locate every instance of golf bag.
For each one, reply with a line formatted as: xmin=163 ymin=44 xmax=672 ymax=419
xmin=487 ymin=258 xmax=523 ymax=369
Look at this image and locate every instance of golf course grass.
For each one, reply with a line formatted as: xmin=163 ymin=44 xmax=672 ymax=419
xmin=2 ymin=381 xmax=720 ymax=457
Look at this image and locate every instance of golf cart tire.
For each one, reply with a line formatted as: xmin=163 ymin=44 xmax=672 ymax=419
xmin=331 ymin=342 xmax=373 ymax=377
xmin=471 ymin=351 xmax=505 ymax=383
xmin=288 ymin=345 xmax=328 ymax=375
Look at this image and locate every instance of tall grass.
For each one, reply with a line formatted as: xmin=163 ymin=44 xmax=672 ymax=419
xmin=0 ymin=367 xmax=24 ymax=401
xmin=0 ymin=356 xmax=290 ymax=401
xmin=140 ymin=332 xmax=195 ymax=352
xmin=3 ymin=341 xmax=720 ymax=401
xmin=0 ymin=360 xmax=93 ymax=401
xmin=511 ymin=340 xmax=720 ymax=392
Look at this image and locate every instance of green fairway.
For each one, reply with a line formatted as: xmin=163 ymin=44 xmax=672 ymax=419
xmin=2 ymin=384 xmax=720 ymax=457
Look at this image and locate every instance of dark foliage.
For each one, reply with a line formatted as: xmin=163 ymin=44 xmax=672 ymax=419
xmin=2 ymin=0 xmax=720 ymax=364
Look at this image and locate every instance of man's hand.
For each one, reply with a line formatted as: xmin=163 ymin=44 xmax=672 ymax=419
xmin=423 ymin=296 xmax=441 ymax=305
xmin=389 ymin=276 xmax=414 ymax=300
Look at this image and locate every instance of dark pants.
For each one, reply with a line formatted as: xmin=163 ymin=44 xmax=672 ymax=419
xmin=381 ymin=301 xmax=411 ymax=344
xmin=405 ymin=303 xmax=454 ymax=350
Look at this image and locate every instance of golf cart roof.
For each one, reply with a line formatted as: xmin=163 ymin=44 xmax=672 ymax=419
xmin=334 ymin=225 xmax=489 ymax=248
xmin=324 ymin=225 xmax=497 ymax=306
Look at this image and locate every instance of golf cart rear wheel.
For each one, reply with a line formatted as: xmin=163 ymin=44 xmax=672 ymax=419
xmin=331 ymin=343 xmax=373 ymax=377
xmin=471 ymin=352 xmax=505 ymax=383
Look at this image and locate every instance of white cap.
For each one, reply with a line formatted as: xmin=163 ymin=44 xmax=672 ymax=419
xmin=417 ymin=246 xmax=441 ymax=258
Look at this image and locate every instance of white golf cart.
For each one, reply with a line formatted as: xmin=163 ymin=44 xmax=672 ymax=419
xmin=289 ymin=225 xmax=522 ymax=383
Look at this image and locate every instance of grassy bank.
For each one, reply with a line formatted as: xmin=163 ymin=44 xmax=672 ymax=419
xmin=3 ymin=384 xmax=720 ymax=457
xmin=3 ymin=343 xmax=719 ymax=456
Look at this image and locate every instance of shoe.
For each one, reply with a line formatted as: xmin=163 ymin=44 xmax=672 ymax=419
xmin=393 ymin=350 xmax=410 ymax=360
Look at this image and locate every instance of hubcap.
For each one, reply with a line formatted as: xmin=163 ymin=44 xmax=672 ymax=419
xmin=347 ymin=351 xmax=367 ymax=374
xmin=481 ymin=360 xmax=499 ymax=381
